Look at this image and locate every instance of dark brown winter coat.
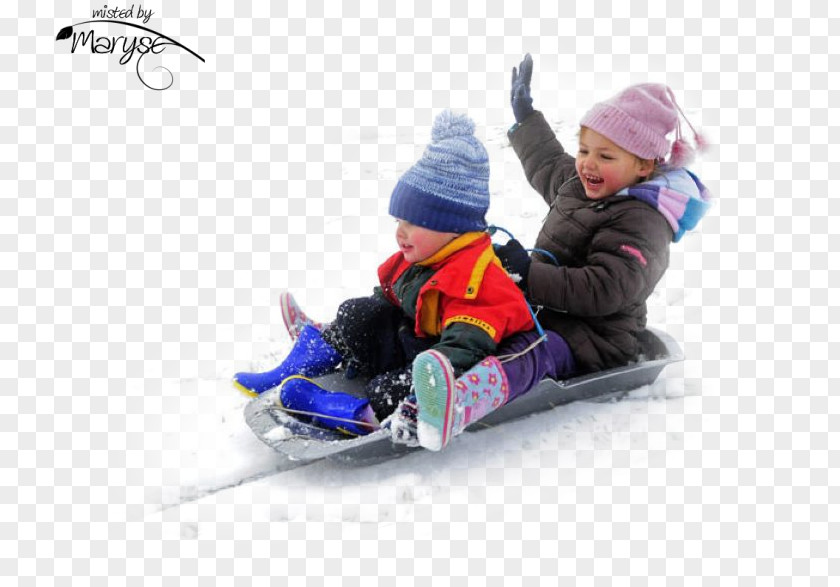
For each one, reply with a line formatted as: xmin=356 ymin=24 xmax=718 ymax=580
xmin=510 ymin=112 xmax=674 ymax=373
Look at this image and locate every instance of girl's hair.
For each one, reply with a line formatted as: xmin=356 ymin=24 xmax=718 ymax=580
xmin=636 ymin=156 xmax=663 ymax=182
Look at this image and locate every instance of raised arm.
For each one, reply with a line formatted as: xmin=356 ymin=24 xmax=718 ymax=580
xmin=508 ymin=54 xmax=578 ymax=205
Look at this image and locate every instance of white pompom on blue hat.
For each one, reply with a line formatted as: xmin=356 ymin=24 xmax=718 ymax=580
xmin=389 ymin=110 xmax=490 ymax=234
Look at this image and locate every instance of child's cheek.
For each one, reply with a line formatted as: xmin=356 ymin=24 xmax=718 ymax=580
xmin=411 ymin=233 xmax=428 ymax=250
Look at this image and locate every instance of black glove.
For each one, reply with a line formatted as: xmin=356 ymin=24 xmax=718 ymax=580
xmin=495 ymin=239 xmax=531 ymax=293
xmin=510 ymin=54 xmax=535 ymax=123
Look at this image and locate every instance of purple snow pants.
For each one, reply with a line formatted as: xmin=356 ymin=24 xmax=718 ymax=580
xmin=497 ymin=330 xmax=577 ymax=403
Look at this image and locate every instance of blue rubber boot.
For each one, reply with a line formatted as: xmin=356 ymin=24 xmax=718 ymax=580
xmin=279 ymin=377 xmax=379 ymax=436
xmin=233 ymin=325 xmax=342 ymax=397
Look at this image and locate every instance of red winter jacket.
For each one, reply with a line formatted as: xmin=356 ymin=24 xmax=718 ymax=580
xmin=377 ymin=232 xmax=534 ymax=370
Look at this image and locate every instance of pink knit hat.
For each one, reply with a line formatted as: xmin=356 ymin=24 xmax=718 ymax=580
xmin=580 ymin=83 xmax=706 ymax=166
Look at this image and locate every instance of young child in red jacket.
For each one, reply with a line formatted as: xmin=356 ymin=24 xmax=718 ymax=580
xmin=233 ymin=110 xmax=534 ymax=437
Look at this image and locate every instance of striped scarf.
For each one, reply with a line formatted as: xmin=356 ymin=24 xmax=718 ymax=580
xmin=618 ymin=168 xmax=711 ymax=242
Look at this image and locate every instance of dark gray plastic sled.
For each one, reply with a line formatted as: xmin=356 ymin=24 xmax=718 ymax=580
xmin=244 ymin=327 xmax=683 ymax=465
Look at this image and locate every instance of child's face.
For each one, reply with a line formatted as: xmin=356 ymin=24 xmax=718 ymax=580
xmin=395 ymin=219 xmax=459 ymax=264
xmin=576 ymin=127 xmax=655 ymax=200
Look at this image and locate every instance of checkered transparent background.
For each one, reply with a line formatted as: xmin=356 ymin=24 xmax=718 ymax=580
xmin=3 ymin=0 xmax=837 ymax=584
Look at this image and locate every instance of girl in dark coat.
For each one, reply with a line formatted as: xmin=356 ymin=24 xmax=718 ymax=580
xmin=402 ymin=55 xmax=711 ymax=450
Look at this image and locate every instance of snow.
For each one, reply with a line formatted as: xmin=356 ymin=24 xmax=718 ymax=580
xmin=263 ymin=426 xmax=294 ymax=442
xmin=416 ymin=421 xmax=442 ymax=452
xmin=160 ymin=374 xmax=695 ymax=527
xmin=156 ymin=117 xmax=708 ymax=514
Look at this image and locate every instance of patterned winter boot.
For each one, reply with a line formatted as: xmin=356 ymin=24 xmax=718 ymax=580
xmin=412 ymin=351 xmax=510 ymax=451
xmin=387 ymin=395 xmax=420 ymax=447
xmin=233 ymin=324 xmax=342 ymax=397
xmin=280 ymin=291 xmax=323 ymax=340
xmin=279 ymin=376 xmax=379 ymax=436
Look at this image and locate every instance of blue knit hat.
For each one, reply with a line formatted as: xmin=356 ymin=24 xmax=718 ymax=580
xmin=389 ymin=110 xmax=490 ymax=234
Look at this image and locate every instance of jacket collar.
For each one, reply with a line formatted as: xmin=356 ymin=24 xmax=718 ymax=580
xmin=417 ymin=231 xmax=486 ymax=267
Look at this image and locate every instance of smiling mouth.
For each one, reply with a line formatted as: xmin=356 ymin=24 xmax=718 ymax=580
xmin=584 ymin=174 xmax=604 ymax=186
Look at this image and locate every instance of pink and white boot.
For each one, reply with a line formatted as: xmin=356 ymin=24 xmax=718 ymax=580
xmin=280 ymin=290 xmax=323 ymax=340
xmin=412 ymin=350 xmax=510 ymax=451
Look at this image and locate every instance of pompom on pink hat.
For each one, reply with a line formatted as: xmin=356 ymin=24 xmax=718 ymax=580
xmin=580 ymin=83 xmax=708 ymax=167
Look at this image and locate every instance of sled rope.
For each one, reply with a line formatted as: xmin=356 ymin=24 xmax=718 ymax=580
xmin=276 ymin=375 xmax=380 ymax=433
xmin=488 ymin=224 xmax=555 ymax=353
xmin=273 ymin=404 xmax=380 ymax=431
xmin=488 ymin=225 xmax=561 ymax=266
xmin=496 ymin=333 xmax=548 ymax=364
